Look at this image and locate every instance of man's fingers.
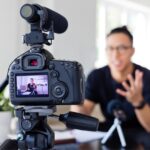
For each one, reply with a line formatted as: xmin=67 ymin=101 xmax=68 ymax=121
xmin=135 ymin=70 xmax=143 ymax=86
xmin=127 ymin=74 xmax=134 ymax=88
xmin=116 ymin=89 xmax=127 ymax=97
xmin=122 ymin=81 xmax=130 ymax=91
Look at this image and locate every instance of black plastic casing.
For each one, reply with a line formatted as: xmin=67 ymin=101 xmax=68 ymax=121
xmin=9 ymin=49 xmax=85 ymax=106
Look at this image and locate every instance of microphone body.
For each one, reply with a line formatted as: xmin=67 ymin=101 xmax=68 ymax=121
xmin=59 ymin=112 xmax=99 ymax=131
xmin=44 ymin=7 xmax=68 ymax=33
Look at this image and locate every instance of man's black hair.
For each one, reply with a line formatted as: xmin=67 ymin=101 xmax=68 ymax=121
xmin=107 ymin=26 xmax=133 ymax=45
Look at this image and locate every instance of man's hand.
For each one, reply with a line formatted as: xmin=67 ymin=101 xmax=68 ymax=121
xmin=116 ymin=69 xmax=144 ymax=106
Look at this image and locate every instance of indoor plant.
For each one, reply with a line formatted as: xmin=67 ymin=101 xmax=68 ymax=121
xmin=0 ymin=87 xmax=14 ymax=144
xmin=0 ymin=88 xmax=14 ymax=112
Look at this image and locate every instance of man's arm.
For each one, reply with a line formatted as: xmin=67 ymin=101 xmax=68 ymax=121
xmin=27 ymin=83 xmax=30 ymax=91
xmin=70 ymin=99 xmax=95 ymax=115
xmin=134 ymin=104 xmax=150 ymax=132
xmin=33 ymin=83 xmax=37 ymax=91
xmin=116 ymin=70 xmax=150 ymax=132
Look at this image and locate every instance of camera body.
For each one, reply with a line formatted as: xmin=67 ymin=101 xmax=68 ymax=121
xmin=9 ymin=48 xmax=84 ymax=105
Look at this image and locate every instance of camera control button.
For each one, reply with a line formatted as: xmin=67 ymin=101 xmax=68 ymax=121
xmin=10 ymin=78 xmax=14 ymax=82
xmin=10 ymin=83 xmax=14 ymax=87
xmin=50 ymin=71 xmax=59 ymax=78
xmin=15 ymin=59 xmax=20 ymax=64
xmin=65 ymin=63 xmax=69 ymax=67
xmin=12 ymin=66 xmax=16 ymax=70
xmin=11 ymin=95 xmax=14 ymax=98
xmin=49 ymin=64 xmax=55 ymax=70
xmin=10 ymin=72 xmax=14 ymax=76
xmin=16 ymin=65 xmax=21 ymax=70
xmin=10 ymin=89 xmax=14 ymax=93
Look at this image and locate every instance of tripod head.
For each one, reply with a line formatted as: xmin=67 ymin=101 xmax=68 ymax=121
xmin=16 ymin=106 xmax=56 ymax=150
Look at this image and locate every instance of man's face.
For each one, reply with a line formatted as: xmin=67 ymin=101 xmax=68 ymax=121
xmin=106 ymin=33 xmax=134 ymax=72
xmin=30 ymin=79 xmax=34 ymax=83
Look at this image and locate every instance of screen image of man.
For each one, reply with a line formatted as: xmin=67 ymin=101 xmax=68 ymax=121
xmin=26 ymin=78 xmax=38 ymax=95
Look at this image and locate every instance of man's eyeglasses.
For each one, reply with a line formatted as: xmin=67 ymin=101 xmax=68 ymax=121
xmin=106 ymin=45 xmax=133 ymax=54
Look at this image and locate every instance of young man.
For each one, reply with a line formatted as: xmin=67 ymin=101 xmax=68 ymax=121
xmin=27 ymin=78 xmax=38 ymax=95
xmin=71 ymin=26 xmax=150 ymax=133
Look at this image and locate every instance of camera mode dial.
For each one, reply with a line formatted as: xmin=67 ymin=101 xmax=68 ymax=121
xmin=51 ymin=82 xmax=67 ymax=99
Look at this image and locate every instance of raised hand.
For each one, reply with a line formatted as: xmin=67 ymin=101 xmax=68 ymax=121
xmin=116 ymin=69 xmax=144 ymax=106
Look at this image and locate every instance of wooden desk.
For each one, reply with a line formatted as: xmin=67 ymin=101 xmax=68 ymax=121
xmin=54 ymin=140 xmax=144 ymax=150
xmin=54 ymin=129 xmax=150 ymax=150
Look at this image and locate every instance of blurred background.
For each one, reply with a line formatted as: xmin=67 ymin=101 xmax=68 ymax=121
xmin=1 ymin=0 xmax=150 ymax=131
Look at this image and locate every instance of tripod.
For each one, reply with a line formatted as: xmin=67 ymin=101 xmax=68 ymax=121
xmin=15 ymin=106 xmax=56 ymax=150
xmin=101 ymin=118 xmax=126 ymax=147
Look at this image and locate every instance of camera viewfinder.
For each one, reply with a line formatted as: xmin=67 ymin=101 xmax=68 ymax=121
xmin=29 ymin=59 xmax=38 ymax=66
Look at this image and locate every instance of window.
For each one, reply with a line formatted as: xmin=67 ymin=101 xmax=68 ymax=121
xmin=96 ymin=0 xmax=150 ymax=69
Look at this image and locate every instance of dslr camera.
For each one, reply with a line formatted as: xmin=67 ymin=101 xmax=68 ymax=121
xmin=8 ymin=4 xmax=84 ymax=106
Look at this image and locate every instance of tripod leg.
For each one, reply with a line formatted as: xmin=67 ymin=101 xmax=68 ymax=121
xmin=116 ymin=124 xmax=126 ymax=147
xmin=101 ymin=123 xmax=117 ymax=144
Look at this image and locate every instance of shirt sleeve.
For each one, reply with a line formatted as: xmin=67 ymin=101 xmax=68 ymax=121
xmin=142 ymin=68 xmax=150 ymax=105
xmin=85 ymin=70 xmax=100 ymax=103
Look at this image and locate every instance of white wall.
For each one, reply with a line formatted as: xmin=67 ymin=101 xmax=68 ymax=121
xmin=52 ymin=0 xmax=97 ymax=76
xmin=131 ymin=0 xmax=150 ymax=6
xmin=0 ymin=1 xmax=28 ymax=83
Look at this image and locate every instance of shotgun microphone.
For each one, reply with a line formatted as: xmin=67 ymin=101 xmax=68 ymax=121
xmin=20 ymin=4 xmax=68 ymax=33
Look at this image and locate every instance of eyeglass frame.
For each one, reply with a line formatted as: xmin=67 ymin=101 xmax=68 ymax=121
xmin=105 ymin=45 xmax=133 ymax=54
